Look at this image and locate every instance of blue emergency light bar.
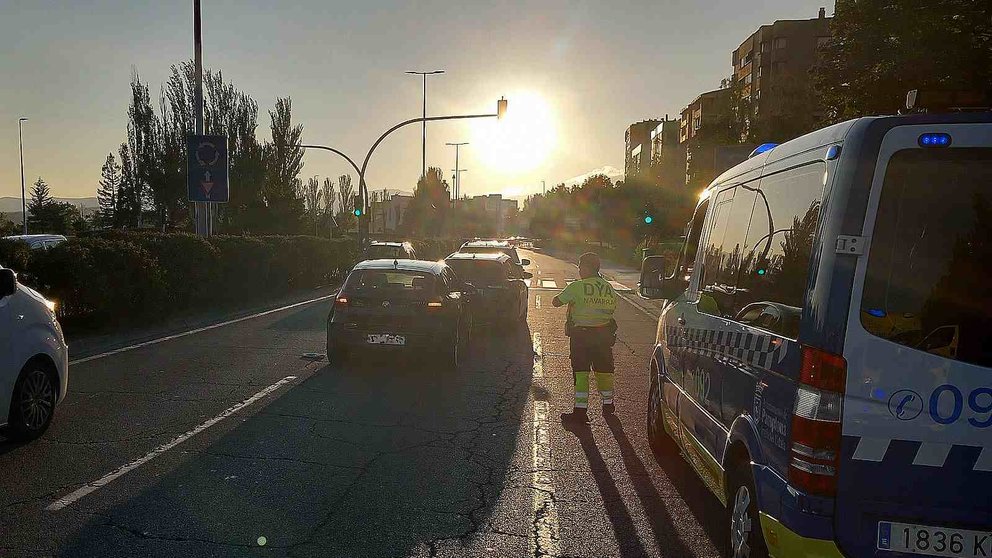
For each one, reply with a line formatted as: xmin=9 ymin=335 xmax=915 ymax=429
xmin=919 ymin=133 xmax=951 ymax=147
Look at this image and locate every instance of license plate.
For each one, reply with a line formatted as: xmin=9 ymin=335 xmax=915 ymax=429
xmin=879 ymin=521 xmax=992 ymax=557
xmin=366 ymin=334 xmax=405 ymax=346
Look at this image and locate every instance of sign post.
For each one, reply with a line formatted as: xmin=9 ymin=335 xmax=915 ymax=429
xmin=187 ymin=135 xmax=229 ymax=204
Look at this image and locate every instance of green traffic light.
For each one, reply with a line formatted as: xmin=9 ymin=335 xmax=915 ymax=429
xmin=354 ymin=209 xmax=362 ymax=217
xmin=644 ymin=216 xmax=653 ymax=224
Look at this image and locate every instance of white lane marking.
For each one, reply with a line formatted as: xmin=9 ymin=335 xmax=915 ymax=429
xmin=540 ymin=279 xmax=558 ymax=289
xmin=535 ymin=294 xmax=542 ymax=309
xmin=532 ymin=332 xmax=543 ymax=379
xmin=70 ymin=295 xmax=335 ymax=365
xmin=47 ymin=375 xmax=299 ymax=511
xmin=608 ymin=280 xmax=633 ymax=293
xmin=532 ymin=400 xmax=560 ymax=556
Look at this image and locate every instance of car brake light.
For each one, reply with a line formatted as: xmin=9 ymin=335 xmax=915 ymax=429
xmin=427 ymin=301 xmax=443 ymax=307
xmin=335 ymin=296 xmax=348 ymax=305
xmin=788 ymin=346 xmax=846 ymax=497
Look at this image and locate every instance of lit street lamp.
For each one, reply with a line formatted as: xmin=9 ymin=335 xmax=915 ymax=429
xmin=405 ymin=70 xmax=444 ymax=178
xmin=18 ymin=117 xmax=28 ymax=235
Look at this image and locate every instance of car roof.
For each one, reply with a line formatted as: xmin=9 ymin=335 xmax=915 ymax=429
xmin=462 ymin=240 xmax=512 ymax=248
xmin=445 ymin=251 xmax=510 ymax=262
xmin=367 ymin=241 xmax=411 ymax=248
xmin=3 ymin=234 xmax=66 ymax=241
xmin=352 ymin=258 xmax=444 ymax=273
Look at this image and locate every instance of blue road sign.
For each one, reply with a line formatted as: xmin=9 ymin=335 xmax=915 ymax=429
xmin=187 ymin=135 xmax=229 ymax=202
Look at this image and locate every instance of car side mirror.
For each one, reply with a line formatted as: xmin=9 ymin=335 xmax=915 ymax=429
xmin=639 ymin=256 xmax=682 ymax=300
xmin=520 ymin=258 xmax=531 ymax=266
xmin=0 ymin=268 xmax=17 ymax=298
xmin=521 ymin=271 xmax=534 ymax=280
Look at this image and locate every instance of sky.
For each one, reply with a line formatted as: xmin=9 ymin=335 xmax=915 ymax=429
xmin=0 ymin=0 xmax=832 ymax=202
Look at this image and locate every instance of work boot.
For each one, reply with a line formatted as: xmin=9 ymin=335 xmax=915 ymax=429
xmin=560 ymin=408 xmax=589 ymax=425
xmin=603 ymin=403 xmax=616 ymax=415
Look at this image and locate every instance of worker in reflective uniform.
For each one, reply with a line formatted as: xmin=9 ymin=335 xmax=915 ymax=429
xmin=552 ymin=252 xmax=618 ymax=423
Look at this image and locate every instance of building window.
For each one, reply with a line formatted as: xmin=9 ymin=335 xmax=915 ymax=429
xmin=757 ymin=66 xmax=762 ymax=78
xmin=744 ymin=73 xmax=752 ymax=85
xmin=774 ymin=37 xmax=788 ymax=49
xmin=754 ymin=89 xmax=761 ymax=100
xmin=760 ymin=41 xmax=768 ymax=53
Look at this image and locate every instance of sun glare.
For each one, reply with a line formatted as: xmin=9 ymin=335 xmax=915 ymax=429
xmin=472 ymin=90 xmax=557 ymax=176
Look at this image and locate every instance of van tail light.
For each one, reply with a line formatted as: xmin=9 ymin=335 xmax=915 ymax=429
xmin=788 ymin=346 xmax=846 ymax=497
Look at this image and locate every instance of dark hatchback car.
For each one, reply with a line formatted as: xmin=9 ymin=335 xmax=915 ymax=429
xmin=327 ymin=259 xmax=472 ymax=367
xmin=445 ymin=252 xmax=530 ymax=323
xmin=362 ymin=241 xmax=417 ymax=261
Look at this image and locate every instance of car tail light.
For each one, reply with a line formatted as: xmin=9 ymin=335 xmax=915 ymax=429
xmin=427 ymin=301 xmax=443 ymax=308
xmin=335 ymin=296 xmax=348 ymax=306
xmin=789 ymin=346 xmax=846 ymax=496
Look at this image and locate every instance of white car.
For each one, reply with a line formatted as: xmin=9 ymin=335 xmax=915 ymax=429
xmin=0 ymin=266 xmax=68 ymax=441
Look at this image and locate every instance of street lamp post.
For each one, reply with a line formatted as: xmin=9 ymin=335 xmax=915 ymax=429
xmin=18 ymin=117 xmax=28 ymax=235
xmin=296 ymin=99 xmax=506 ymax=251
xmin=445 ymin=142 xmax=468 ymax=199
xmin=405 ymin=70 xmax=444 ymax=178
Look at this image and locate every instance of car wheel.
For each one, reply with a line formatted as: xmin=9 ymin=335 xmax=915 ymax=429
xmin=647 ymin=366 xmax=677 ymax=455
xmin=6 ymin=362 xmax=58 ymax=442
xmin=728 ymin=458 xmax=768 ymax=558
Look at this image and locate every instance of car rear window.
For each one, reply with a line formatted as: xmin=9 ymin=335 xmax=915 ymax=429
xmin=364 ymin=246 xmax=404 ymax=260
xmin=446 ymin=260 xmax=507 ymax=286
xmin=343 ymin=270 xmax=436 ymax=299
xmin=861 ymin=148 xmax=992 ymax=367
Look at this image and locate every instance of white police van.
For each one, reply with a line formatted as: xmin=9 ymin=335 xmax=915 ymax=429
xmin=640 ymin=111 xmax=992 ymax=558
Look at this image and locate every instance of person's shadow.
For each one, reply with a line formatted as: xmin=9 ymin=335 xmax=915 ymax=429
xmin=604 ymin=413 xmax=727 ymax=556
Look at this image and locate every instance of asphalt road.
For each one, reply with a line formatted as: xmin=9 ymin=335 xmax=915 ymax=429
xmin=0 ymin=250 xmax=726 ymax=558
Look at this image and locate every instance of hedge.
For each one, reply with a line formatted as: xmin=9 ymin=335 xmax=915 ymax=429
xmin=0 ymin=233 xmax=357 ymax=329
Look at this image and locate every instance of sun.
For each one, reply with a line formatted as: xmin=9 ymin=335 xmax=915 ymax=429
xmin=471 ymin=90 xmax=557 ymax=176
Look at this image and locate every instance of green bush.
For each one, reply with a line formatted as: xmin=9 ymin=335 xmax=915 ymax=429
xmin=6 ymin=233 xmax=354 ymax=331
xmin=0 ymin=239 xmax=32 ymax=273
xmin=30 ymin=239 xmax=167 ymax=324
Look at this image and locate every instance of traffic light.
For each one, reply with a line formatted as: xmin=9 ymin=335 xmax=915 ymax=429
xmin=643 ymin=215 xmax=654 ymax=224
xmin=352 ymin=194 xmax=363 ymax=217
xmin=497 ymin=97 xmax=508 ymax=120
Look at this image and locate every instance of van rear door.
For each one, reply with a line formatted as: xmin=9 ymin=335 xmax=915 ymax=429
xmin=838 ymin=123 xmax=992 ymax=558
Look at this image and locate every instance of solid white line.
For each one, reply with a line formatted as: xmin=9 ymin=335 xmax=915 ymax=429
xmin=46 ymin=375 xmax=299 ymax=511
xmin=531 ymin=400 xmax=560 ymax=556
xmin=70 ymin=295 xmax=335 ymax=365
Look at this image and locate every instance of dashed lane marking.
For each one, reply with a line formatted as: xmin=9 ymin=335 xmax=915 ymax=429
xmin=532 ymin=400 xmax=560 ymax=556
xmin=46 ymin=375 xmax=300 ymax=511
xmin=532 ymin=332 xmax=543 ymax=378
xmin=535 ymin=294 xmax=542 ymax=309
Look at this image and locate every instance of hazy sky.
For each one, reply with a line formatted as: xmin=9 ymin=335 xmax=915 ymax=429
xmin=0 ymin=0 xmax=832 ymax=202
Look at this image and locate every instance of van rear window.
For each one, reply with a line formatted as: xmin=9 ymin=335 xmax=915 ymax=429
xmin=861 ymin=148 xmax=992 ymax=367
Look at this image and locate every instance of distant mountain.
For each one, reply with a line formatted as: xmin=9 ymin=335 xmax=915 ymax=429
xmin=0 ymin=197 xmax=98 ymax=213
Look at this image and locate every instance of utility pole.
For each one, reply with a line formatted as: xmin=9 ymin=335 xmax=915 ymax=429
xmin=542 ymin=180 xmax=546 ymax=195
xmin=445 ymin=142 xmax=468 ymax=199
xmin=193 ymin=0 xmax=210 ymax=236
xmin=18 ymin=117 xmax=28 ymax=234
xmin=451 ymin=169 xmax=468 ymax=199
xmin=406 ymin=70 xmax=444 ymax=178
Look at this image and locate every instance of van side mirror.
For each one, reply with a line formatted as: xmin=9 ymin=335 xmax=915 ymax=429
xmin=639 ymin=256 xmax=682 ymax=300
xmin=0 ymin=268 xmax=17 ymax=298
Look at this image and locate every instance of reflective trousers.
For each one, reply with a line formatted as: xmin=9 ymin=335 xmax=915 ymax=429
xmin=569 ymin=326 xmax=615 ymax=409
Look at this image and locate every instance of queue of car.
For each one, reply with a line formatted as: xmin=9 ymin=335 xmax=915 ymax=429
xmin=326 ymin=238 xmax=533 ymax=367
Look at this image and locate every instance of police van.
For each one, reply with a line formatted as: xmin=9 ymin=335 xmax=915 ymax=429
xmin=639 ymin=110 xmax=992 ymax=558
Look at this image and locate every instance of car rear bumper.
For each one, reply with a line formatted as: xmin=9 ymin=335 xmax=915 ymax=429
xmin=754 ymin=465 xmax=842 ymax=557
